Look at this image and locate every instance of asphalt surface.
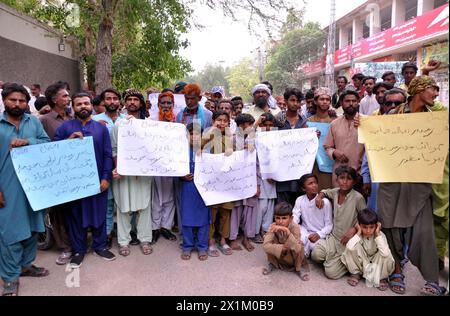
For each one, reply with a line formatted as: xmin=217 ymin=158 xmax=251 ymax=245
xmin=2 ymin=236 xmax=448 ymax=296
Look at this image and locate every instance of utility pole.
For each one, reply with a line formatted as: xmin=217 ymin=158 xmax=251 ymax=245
xmin=325 ymin=0 xmax=336 ymax=92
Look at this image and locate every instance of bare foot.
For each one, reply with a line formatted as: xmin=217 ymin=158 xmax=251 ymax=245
xmin=230 ymin=240 xmax=242 ymax=251
xmin=242 ymin=238 xmax=254 ymax=252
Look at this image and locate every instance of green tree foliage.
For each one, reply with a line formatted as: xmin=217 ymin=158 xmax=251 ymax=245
xmin=3 ymin=0 xmax=192 ymax=93
xmin=265 ymin=21 xmax=325 ymax=94
xmin=4 ymin=0 xmax=294 ymax=93
xmin=226 ymin=58 xmax=259 ymax=103
xmin=185 ymin=64 xmax=230 ymax=95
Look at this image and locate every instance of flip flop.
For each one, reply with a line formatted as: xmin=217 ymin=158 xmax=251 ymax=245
xmin=198 ymin=251 xmax=208 ymax=261
xmin=119 ymin=245 xmax=131 ymax=257
xmin=20 ymin=265 xmax=49 ymax=277
xmin=218 ymin=244 xmax=232 ymax=255
xmin=2 ymin=280 xmax=19 ymax=296
xmin=208 ymin=246 xmax=220 ymax=257
xmin=140 ymin=242 xmax=153 ymax=255
xmin=299 ymin=268 xmax=310 ymax=281
xmin=181 ymin=250 xmax=191 ymax=260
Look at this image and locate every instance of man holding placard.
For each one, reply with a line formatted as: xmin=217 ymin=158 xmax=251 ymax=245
xmin=111 ymin=89 xmax=154 ymax=256
xmin=367 ymin=76 xmax=447 ymax=296
xmin=324 ymin=90 xmax=365 ymax=187
xmin=40 ymin=82 xmax=74 ymax=265
xmin=54 ymin=92 xmax=115 ymax=268
xmin=0 ymin=83 xmax=51 ymax=296
xmin=151 ymin=91 xmax=178 ymax=243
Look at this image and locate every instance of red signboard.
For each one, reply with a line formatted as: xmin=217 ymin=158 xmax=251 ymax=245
xmin=333 ymin=4 xmax=449 ymax=65
xmin=298 ymin=57 xmax=326 ymax=74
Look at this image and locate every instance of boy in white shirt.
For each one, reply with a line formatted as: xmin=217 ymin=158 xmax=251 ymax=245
xmin=293 ymin=174 xmax=333 ymax=257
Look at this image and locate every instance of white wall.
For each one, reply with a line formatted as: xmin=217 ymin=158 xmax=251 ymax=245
xmin=0 ymin=3 xmax=77 ymax=61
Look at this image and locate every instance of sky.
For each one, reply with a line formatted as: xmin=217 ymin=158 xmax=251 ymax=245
xmin=181 ymin=0 xmax=367 ymax=73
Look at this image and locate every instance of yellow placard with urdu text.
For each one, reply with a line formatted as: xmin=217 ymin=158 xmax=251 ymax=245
xmin=358 ymin=111 xmax=449 ymax=183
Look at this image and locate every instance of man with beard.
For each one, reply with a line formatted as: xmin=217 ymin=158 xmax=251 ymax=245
xmin=332 ymin=76 xmax=348 ymax=109
xmin=0 ymin=83 xmax=51 ymax=296
xmin=40 ymin=82 xmax=74 ymax=265
xmin=247 ymin=84 xmax=281 ymax=122
xmin=323 ymin=90 xmax=365 ymax=187
xmin=93 ymin=88 xmax=125 ymax=248
xmin=372 ymin=82 xmax=394 ymax=115
xmin=54 ymin=92 xmax=115 ymax=268
xmin=151 ymin=91 xmax=178 ymax=244
xmin=176 ymin=84 xmax=212 ymax=129
xmin=110 ymin=89 xmax=154 ymax=256
xmin=375 ymin=76 xmax=447 ymax=296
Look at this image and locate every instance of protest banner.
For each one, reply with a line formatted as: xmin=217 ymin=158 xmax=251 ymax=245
xmin=256 ymin=128 xmax=318 ymax=181
xmin=117 ymin=119 xmax=189 ymax=176
xmin=358 ymin=111 xmax=449 ymax=183
xmin=10 ymin=137 xmax=100 ymax=211
xmin=307 ymin=122 xmax=334 ymax=173
xmin=194 ymin=150 xmax=257 ymax=206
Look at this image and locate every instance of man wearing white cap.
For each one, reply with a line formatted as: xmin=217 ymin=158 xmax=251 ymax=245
xmin=247 ymin=84 xmax=281 ymax=121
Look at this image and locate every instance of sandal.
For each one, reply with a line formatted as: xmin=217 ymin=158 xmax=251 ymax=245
xmin=299 ymin=267 xmax=310 ymax=281
xmin=207 ymin=246 xmax=220 ymax=257
xmin=421 ymin=282 xmax=448 ymax=296
xmin=378 ymin=279 xmax=389 ymax=291
xmin=20 ymin=265 xmax=49 ymax=277
xmin=262 ymin=263 xmax=275 ymax=275
xmin=2 ymin=280 xmax=19 ymax=296
xmin=140 ymin=242 xmax=153 ymax=255
xmin=198 ymin=251 xmax=208 ymax=261
xmin=252 ymin=234 xmax=264 ymax=244
xmin=181 ymin=250 xmax=191 ymax=260
xmin=119 ymin=245 xmax=131 ymax=257
xmin=160 ymin=228 xmax=177 ymax=241
xmin=347 ymin=274 xmax=361 ymax=287
xmin=218 ymin=244 xmax=232 ymax=255
xmin=388 ymin=273 xmax=406 ymax=295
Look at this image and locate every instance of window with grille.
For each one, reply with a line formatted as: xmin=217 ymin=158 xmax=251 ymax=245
xmin=405 ymin=0 xmax=418 ymax=21
xmin=380 ymin=5 xmax=392 ymax=31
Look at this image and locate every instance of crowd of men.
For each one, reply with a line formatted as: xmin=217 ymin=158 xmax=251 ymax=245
xmin=0 ymin=59 xmax=448 ymax=296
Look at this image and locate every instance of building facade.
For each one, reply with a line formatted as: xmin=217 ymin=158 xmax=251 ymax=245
xmin=299 ymin=0 xmax=449 ymax=105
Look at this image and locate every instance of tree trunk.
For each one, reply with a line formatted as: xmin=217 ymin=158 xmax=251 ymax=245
xmin=94 ymin=14 xmax=114 ymax=94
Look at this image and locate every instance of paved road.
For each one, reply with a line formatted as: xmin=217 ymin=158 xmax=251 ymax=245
xmin=2 ymin=237 xmax=448 ymax=296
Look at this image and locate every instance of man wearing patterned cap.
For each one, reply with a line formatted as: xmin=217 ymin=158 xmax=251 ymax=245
xmin=407 ymin=76 xmax=449 ymax=273
xmin=376 ymin=76 xmax=447 ymax=296
xmin=110 ymin=88 xmax=154 ymax=257
xmin=247 ymin=84 xmax=281 ymax=121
